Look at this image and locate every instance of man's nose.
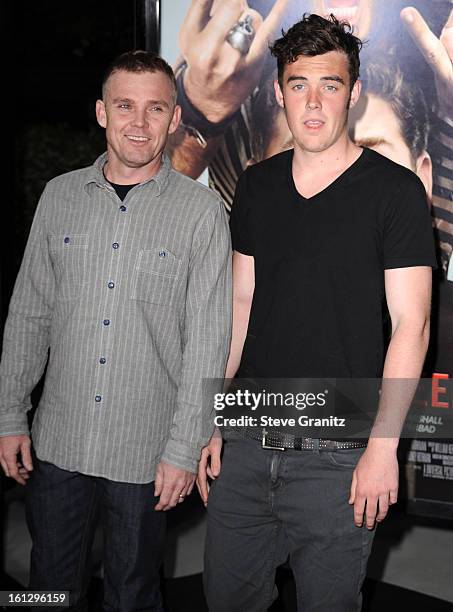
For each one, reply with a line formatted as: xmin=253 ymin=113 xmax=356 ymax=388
xmin=306 ymin=91 xmax=321 ymax=110
xmin=132 ymin=108 xmax=148 ymax=127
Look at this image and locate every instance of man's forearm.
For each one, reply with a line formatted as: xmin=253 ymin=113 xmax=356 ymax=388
xmin=370 ymin=320 xmax=430 ymax=445
xmin=166 ymin=62 xmax=230 ymax=180
xmin=166 ymin=127 xmax=223 ymax=180
xmin=225 ymin=252 xmax=255 ymax=379
xmin=225 ymin=297 xmax=253 ymax=379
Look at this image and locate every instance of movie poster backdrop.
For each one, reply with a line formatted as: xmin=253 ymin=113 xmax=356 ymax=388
xmin=162 ymin=0 xmax=453 ymax=518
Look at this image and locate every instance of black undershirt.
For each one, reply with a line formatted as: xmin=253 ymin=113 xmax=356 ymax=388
xmin=107 ymin=181 xmax=138 ymax=201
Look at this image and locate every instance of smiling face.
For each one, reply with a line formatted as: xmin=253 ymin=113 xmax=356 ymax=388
xmin=274 ymin=50 xmax=360 ymax=155
xmin=96 ymin=69 xmax=180 ymax=183
xmin=311 ymin=0 xmax=374 ymax=37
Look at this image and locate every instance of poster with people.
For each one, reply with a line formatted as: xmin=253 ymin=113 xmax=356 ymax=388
xmin=163 ymin=0 xmax=453 ymax=517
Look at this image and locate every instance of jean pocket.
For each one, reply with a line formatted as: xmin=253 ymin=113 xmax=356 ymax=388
xmin=223 ymin=428 xmax=246 ymax=442
xmin=324 ymin=447 xmax=365 ymax=468
xmin=131 ymin=247 xmax=182 ymax=305
xmin=49 ymin=233 xmax=89 ymax=301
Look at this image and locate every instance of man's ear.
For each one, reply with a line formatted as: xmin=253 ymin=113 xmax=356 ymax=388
xmin=415 ymin=150 xmax=433 ymax=203
xmin=274 ymin=79 xmax=285 ymax=109
xmin=349 ymin=79 xmax=362 ymax=109
xmin=96 ymin=99 xmax=107 ymax=128
xmin=168 ymin=104 xmax=181 ymax=135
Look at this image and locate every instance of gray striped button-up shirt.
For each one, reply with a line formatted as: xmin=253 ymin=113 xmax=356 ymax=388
xmin=0 ymin=153 xmax=232 ymax=483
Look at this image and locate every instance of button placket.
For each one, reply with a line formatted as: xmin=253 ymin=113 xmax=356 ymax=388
xmin=92 ymin=191 xmax=132 ymax=411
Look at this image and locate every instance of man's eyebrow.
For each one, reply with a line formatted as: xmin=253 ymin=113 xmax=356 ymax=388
xmin=147 ymin=99 xmax=170 ymax=108
xmin=287 ymin=76 xmax=308 ymax=83
xmin=353 ymin=137 xmax=391 ymax=148
xmin=111 ymin=97 xmax=170 ymax=107
xmin=321 ymin=75 xmax=345 ymax=84
xmin=286 ymin=75 xmax=345 ymax=84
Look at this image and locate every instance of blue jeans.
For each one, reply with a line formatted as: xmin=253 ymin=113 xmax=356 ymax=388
xmin=26 ymin=456 xmax=166 ymax=611
xmin=204 ymin=432 xmax=375 ymax=611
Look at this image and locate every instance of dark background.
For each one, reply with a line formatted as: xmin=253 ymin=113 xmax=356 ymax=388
xmin=6 ymin=1 xmax=137 ymax=322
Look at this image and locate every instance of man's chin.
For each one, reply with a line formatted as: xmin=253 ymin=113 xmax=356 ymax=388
xmin=299 ymin=140 xmax=332 ymax=154
xmin=122 ymin=154 xmax=155 ymax=169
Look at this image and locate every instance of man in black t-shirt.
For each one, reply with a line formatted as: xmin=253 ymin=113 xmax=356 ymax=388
xmin=198 ymin=14 xmax=436 ymax=612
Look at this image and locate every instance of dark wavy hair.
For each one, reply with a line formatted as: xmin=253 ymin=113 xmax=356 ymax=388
xmin=101 ymin=50 xmax=176 ymax=103
xmin=271 ymin=13 xmax=363 ymax=91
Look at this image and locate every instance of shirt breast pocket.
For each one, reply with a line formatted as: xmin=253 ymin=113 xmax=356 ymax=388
xmin=131 ymin=248 xmax=181 ymax=305
xmin=49 ymin=234 xmax=89 ymax=301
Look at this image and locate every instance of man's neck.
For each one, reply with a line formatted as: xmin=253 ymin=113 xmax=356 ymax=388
xmin=292 ymin=135 xmax=361 ymax=178
xmin=103 ymin=156 xmax=162 ymax=185
xmin=291 ymin=134 xmax=363 ymax=200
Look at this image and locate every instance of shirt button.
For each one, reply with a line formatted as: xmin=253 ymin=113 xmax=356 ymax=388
xmin=119 ymin=205 xmax=127 ymax=212
xmin=112 ymin=242 xmax=119 ymax=249
xmin=107 ymin=281 xmax=115 ymax=289
xmin=99 ymin=357 xmax=106 ymax=364
xmin=95 ymin=395 xmax=102 ymax=402
xmin=64 ymin=236 xmax=70 ymax=244
xmin=103 ymin=319 xmax=110 ymax=326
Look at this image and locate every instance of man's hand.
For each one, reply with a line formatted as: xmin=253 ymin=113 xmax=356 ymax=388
xmin=349 ymin=440 xmax=399 ymax=530
xmin=154 ymin=461 xmax=196 ymax=511
xmin=401 ymin=7 xmax=453 ymax=116
xmin=0 ymin=435 xmax=33 ymax=486
xmin=179 ymin=0 xmax=289 ymax=122
xmin=196 ymin=432 xmax=223 ymax=506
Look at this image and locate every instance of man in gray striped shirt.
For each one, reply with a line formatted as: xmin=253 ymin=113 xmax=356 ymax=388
xmin=0 ymin=51 xmax=231 ymax=610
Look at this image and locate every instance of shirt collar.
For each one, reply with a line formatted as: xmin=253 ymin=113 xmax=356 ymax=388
xmin=84 ymin=151 xmax=172 ymax=197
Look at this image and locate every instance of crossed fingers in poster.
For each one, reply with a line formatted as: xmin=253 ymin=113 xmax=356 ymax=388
xmin=402 ymin=6 xmax=453 ymax=117
xmin=178 ymin=0 xmax=289 ymax=124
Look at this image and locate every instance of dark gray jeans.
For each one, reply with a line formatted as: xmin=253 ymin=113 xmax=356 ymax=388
xmin=26 ymin=456 xmax=166 ymax=612
xmin=204 ymin=432 xmax=375 ymax=612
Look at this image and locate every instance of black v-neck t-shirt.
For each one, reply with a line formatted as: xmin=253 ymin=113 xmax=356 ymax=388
xmin=230 ymin=147 xmax=436 ymax=379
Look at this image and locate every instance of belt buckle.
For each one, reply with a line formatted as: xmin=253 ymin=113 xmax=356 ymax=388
xmin=261 ymin=428 xmax=286 ymax=451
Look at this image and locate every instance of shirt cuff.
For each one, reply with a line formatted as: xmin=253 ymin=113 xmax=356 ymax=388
xmin=0 ymin=411 xmax=30 ymax=437
xmin=160 ymin=438 xmax=201 ymax=474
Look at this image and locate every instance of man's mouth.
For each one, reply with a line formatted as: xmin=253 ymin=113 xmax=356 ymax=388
xmin=304 ymin=120 xmax=325 ymax=129
xmin=126 ymin=135 xmax=150 ymax=142
xmin=322 ymin=0 xmax=360 ymax=24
